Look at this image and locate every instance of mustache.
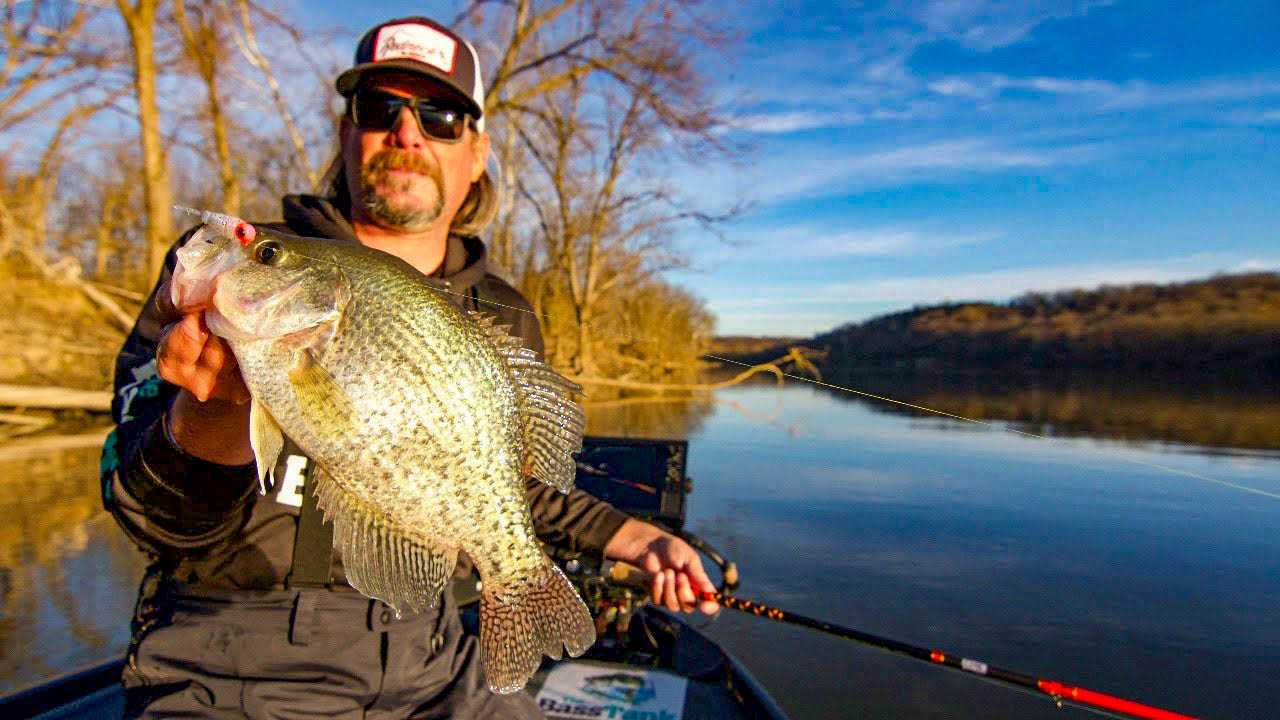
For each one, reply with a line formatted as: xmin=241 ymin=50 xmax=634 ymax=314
xmin=365 ymin=149 xmax=435 ymax=176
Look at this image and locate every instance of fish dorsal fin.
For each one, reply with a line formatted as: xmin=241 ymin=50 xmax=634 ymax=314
xmin=312 ymin=467 xmax=458 ymax=614
xmin=248 ymin=397 xmax=284 ymax=495
xmin=469 ymin=311 xmax=585 ymax=493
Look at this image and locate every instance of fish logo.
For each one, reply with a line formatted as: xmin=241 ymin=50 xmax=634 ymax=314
xmin=580 ymin=672 xmax=655 ymax=705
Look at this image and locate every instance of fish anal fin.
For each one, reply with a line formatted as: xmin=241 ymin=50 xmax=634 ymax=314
xmin=248 ymin=398 xmax=283 ymax=494
xmin=480 ymin=561 xmax=595 ymax=693
xmin=312 ymin=469 xmax=457 ymax=614
xmin=469 ymin=311 xmax=585 ymax=494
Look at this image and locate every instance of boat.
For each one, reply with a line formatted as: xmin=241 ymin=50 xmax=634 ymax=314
xmin=0 ymin=436 xmax=791 ymax=720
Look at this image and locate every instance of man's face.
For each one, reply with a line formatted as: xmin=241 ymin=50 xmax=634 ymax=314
xmin=342 ymin=73 xmax=489 ymax=233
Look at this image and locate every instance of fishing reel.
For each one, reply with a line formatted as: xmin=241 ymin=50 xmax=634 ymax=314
xmin=549 ymin=436 xmax=740 ymax=645
xmin=553 ymin=528 xmax=739 ymax=648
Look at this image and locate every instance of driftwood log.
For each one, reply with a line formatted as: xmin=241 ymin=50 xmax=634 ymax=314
xmin=567 ymin=347 xmax=825 ymax=394
xmin=0 ymin=427 xmax=113 ymax=461
xmin=0 ymin=384 xmax=112 ymax=411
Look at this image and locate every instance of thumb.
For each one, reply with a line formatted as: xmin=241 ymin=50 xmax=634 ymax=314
xmin=687 ymin=556 xmax=716 ymax=593
xmin=153 ymin=277 xmax=182 ymax=326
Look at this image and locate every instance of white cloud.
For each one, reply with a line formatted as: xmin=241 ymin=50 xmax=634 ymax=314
xmin=707 ymin=253 xmax=1279 ymax=335
xmin=705 ymin=136 xmax=1103 ymax=208
xmin=788 ymin=227 xmax=1001 ymax=258
xmin=1221 ymin=108 xmax=1280 ymax=126
xmin=904 ymin=0 xmax=1118 ymax=52
xmin=1101 ymin=77 xmax=1280 ymax=109
xmin=1025 ymin=76 xmax=1116 ymax=95
xmin=906 ymin=62 xmax=1280 ymax=132
xmin=701 ymin=225 xmax=998 ymax=263
xmin=928 ymin=76 xmax=993 ymax=98
xmin=1236 ymin=259 xmax=1278 ymax=272
xmin=713 ymin=309 xmax=852 ymax=335
xmin=728 ymin=109 xmax=863 ymax=134
xmin=853 ymin=138 xmax=1055 ymax=170
xmin=736 ymin=1 xmax=1119 ymax=118
xmin=814 ymin=254 xmax=1276 ymax=304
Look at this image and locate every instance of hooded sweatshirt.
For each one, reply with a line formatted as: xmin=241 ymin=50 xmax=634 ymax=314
xmin=101 ymin=195 xmax=628 ymax=591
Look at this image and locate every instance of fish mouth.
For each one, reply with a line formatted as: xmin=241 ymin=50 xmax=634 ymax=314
xmin=172 ymin=234 xmax=238 ymax=310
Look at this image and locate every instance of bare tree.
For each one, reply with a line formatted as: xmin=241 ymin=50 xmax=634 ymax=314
xmin=223 ymin=0 xmax=319 ymax=188
xmin=455 ymin=0 xmax=740 ymax=385
xmin=116 ymin=0 xmax=174 ymax=282
xmin=173 ymin=0 xmax=240 ymax=214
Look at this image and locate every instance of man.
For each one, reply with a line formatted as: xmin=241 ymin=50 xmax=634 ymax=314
xmin=101 ymin=16 xmax=717 ymax=719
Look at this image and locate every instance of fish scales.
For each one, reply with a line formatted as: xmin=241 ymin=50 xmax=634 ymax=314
xmin=170 ymin=208 xmax=595 ymax=694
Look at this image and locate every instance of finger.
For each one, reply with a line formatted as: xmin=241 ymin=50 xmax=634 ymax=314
xmin=157 ymin=317 xmax=214 ymax=397
xmin=651 ymin=569 xmax=665 ymax=605
xmin=642 ymin=552 xmax=664 ymax=576
xmin=675 ymin=572 xmax=696 ymax=613
xmin=157 ymin=315 xmax=207 ymax=369
xmin=190 ymin=329 xmax=237 ymax=402
xmin=152 ymin=278 xmax=182 ymax=326
xmin=196 ymin=331 xmax=236 ymax=376
xmin=226 ymin=366 xmax=251 ymax=405
xmin=683 ymin=551 xmax=717 ymax=594
xmin=662 ymin=569 xmax=680 ymax=612
xmin=698 ymin=597 xmax=721 ymax=616
xmin=209 ymin=353 xmax=248 ymax=403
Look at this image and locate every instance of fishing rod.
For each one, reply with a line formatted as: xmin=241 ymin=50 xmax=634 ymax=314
xmin=606 ymin=562 xmax=1197 ymax=720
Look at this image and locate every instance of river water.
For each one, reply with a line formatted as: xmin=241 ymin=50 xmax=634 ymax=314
xmin=3 ymin=376 xmax=1278 ymax=719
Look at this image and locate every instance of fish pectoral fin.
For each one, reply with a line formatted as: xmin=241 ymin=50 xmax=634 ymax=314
xmin=311 ymin=469 xmax=457 ymax=615
xmin=289 ymin=348 xmax=356 ymax=435
xmin=248 ymin=398 xmax=284 ymax=494
xmin=468 ymin=311 xmax=585 ymax=494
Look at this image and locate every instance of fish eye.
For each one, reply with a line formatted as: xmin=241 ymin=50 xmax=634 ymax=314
xmin=255 ymin=241 xmax=283 ymax=265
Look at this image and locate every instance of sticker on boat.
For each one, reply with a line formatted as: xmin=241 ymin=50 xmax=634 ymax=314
xmin=534 ymin=661 xmax=689 ymax=719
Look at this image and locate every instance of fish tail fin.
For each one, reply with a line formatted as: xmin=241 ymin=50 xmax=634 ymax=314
xmin=479 ymin=560 xmax=595 ymax=694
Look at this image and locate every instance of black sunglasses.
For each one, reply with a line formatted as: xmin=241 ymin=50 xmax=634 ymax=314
xmin=349 ymin=88 xmax=473 ymax=143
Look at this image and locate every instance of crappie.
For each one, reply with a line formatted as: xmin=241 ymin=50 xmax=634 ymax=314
xmin=169 ymin=207 xmax=594 ymax=693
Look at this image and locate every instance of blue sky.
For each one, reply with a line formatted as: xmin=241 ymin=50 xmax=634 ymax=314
xmin=311 ymin=1 xmax=1279 ymax=336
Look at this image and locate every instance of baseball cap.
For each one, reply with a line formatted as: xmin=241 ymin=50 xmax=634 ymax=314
xmin=335 ymin=17 xmax=486 ymax=131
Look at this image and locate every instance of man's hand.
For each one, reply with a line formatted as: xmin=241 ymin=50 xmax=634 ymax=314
xmin=603 ymin=518 xmax=719 ymax=615
xmin=154 ymin=280 xmax=254 ymax=465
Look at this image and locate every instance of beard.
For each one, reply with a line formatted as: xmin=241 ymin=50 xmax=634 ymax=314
xmin=357 ymin=149 xmax=445 ymax=231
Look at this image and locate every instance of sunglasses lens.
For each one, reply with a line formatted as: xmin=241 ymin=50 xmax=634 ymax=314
xmin=413 ymin=104 xmax=466 ymax=141
xmin=352 ymin=90 xmax=402 ymax=131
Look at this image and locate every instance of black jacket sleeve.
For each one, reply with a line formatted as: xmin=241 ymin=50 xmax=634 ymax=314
xmin=100 ymin=233 xmax=258 ymax=559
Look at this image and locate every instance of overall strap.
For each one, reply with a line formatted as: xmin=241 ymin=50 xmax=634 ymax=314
xmin=470 ymin=277 xmax=501 ymax=313
xmin=287 ymin=462 xmax=334 ymax=588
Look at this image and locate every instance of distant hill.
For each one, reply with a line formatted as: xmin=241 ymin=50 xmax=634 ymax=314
xmin=725 ymin=272 xmax=1280 ymax=377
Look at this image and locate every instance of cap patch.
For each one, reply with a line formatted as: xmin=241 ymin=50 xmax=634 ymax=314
xmin=374 ymin=23 xmax=457 ymax=74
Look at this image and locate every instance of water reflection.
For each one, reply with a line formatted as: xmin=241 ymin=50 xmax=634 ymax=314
xmin=582 ymin=392 xmax=716 ymax=440
xmin=676 ymin=383 xmax=1280 ymax=719
xmin=0 ymin=433 xmax=146 ymax=694
xmin=820 ymin=370 xmax=1280 ymax=451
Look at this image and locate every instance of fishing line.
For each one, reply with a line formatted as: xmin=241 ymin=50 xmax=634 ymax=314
xmin=282 ymin=246 xmax=1280 ymax=502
